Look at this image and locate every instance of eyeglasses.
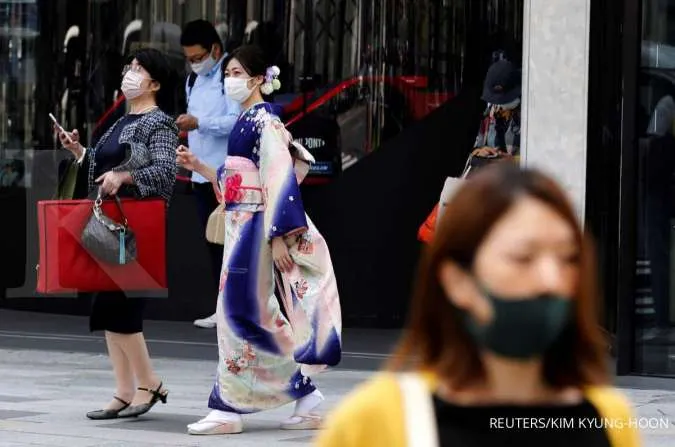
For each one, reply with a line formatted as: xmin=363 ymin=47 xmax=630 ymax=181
xmin=187 ymin=50 xmax=210 ymax=64
xmin=121 ymin=64 xmax=143 ymax=77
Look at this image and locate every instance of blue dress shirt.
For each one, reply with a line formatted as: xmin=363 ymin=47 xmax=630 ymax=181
xmin=186 ymin=55 xmax=240 ymax=183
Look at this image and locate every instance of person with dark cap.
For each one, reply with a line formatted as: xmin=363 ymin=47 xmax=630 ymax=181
xmin=417 ymin=55 xmax=522 ymax=247
xmin=472 ymin=59 xmax=522 ymax=158
xmin=178 ymin=19 xmax=240 ymax=329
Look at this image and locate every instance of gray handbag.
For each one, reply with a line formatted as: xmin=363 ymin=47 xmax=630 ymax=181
xmin=81 ymin=192 xmax=137 ymax=265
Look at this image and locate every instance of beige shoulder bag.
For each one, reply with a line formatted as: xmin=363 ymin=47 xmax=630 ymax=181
xmin=205 ymin=203 xmax=225 ymax=245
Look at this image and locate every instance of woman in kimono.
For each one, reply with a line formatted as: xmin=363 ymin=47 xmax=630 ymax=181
xmin=176 ymin=45 xmax=342 ymax=435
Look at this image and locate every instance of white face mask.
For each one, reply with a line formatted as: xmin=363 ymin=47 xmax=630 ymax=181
xmin=121 ymin=70 xmax=149 ymax=100
xmin=190 ymin=48 xmax=216 ymax=76
xmin=224 ymin=77 xmax=254 ymax=103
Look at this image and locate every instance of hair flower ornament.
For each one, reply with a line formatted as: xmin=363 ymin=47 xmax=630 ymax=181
xmin=261 ymin=65 xmax=281 ymax=95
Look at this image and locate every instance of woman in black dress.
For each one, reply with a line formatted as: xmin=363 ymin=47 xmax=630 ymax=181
xmin=56 ymin=48 xmax=178 ymax=420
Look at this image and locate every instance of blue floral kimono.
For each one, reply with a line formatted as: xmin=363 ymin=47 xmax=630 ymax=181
xmin=208 ymin=103 xmax=342 ymax=414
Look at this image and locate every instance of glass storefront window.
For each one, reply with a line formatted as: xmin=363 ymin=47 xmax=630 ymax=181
xmin=1 ymin=0 xmax=525 ymax=324
xmin=0 ymin=0 xmax=38 ymax=180
xmin=0 ymin=0 xmax=526 ymax=202
xmin=281 ymin=0 xmax=524 ymax=172
xmin=635 ymin=0 xmax=675 ymax=375
xmin=1 ymin=0 xmax=524 ymax=176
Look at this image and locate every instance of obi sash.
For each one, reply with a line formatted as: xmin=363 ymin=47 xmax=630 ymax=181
xmin=218 ymin=156 xmax=264 ymax=207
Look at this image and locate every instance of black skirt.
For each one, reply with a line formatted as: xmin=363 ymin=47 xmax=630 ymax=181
xmin=85 ymin=188 xmax=145 ymax=334
xmin=89 ymin=291 xmax=145 ymax=334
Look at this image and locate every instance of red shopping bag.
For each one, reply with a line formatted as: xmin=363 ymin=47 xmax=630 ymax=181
xmin=417 ymin=203 xmax=438 ymax=244
xmin=36 ymin=198 xmax=167 ymax=293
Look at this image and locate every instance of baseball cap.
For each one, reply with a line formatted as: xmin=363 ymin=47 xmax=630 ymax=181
xmin=481 ymin=60 xmax=522 ymax=105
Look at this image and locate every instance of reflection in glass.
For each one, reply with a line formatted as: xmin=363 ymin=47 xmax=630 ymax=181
xmin=280 ymin=0 xmax=523 ymax=174
xmin=0 ymin=0 xmax=525 ymax=300
xmin=0 ymin=0 xmax=39 ymax=153
xmin=636 ymin=0 xmax=675 ymax=376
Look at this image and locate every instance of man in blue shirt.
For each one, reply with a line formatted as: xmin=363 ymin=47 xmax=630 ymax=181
xmin=179 ymin=20 xmax=240 ymax=328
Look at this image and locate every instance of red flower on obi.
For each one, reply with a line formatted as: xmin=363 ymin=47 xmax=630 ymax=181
xmin=224 ymin=173 xmax=244 ymax=203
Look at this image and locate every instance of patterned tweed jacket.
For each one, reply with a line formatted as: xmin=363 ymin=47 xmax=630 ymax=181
xmin=85 ymin=108 xmax=178 ymax=203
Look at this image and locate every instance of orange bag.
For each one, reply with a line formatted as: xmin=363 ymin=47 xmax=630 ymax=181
xmin=417 ymin=203 xmax=438 ymax=244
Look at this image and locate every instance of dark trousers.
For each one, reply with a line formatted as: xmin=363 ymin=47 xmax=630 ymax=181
xmin=193 ymin=182 xmax=224 ymax=303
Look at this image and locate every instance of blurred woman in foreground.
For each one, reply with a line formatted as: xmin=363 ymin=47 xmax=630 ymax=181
xmin=316 ymin=163 xmax=639 ymax=447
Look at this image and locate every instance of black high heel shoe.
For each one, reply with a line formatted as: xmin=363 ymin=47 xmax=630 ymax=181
xmin=86 ymin=396 xmax=132 ymax=420
xmin=117 ymin=382 xmax=168 ymax=418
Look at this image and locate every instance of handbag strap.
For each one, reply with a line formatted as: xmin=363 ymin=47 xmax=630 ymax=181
xmin=398 ymin=373 xmax=440 ymax=447
xmin=461 ymin=154 xmax=474 ymax=179
xmin=94 ymin=190 xmax=129 ymax=228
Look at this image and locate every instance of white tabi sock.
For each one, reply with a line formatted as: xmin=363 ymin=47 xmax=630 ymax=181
xmin=294 ymin=389 xmax=325 ymax=415
xmin=187 ymin=409 xmax=241 ymax=429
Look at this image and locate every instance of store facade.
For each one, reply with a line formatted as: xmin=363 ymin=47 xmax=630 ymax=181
xmin=1 ymin=0 xmax=673 ymax=378
xmin=0 ymin=0 xmax=525 ymax=326
xmin=525 ymin=0 xmax=675 ymax=377
xmin=587 ymin=0 xmax=675 ymax=377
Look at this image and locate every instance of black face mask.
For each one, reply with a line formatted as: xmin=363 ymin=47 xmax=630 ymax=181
xmin=461 ymin=284 xmax=573 ymax=360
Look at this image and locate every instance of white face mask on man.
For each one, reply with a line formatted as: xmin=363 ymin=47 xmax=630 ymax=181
xmin=224 ymin=77 xmax=255 ymax=103
xmin=121 ymin=70 xmax=149 ymax=100
xmin=190 ymin=48 xmax=217 ymax=76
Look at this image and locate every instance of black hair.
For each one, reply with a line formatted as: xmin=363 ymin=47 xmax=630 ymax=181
xmin=131 ymin=48 xmax=176 ymax=115
xmin=180 ymin=20 xmax=223 ymax=52
xmin=224 ymin=44 xmax=268 ymax=77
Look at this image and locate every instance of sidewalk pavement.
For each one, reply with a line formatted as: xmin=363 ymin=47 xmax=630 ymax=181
xmin=0 ymin=349 xmax=366 ymax=446
xmin=1 ymin=348 xmax=675 ymax=446
xmin=0 ymin=310 xmax=396 ymax=371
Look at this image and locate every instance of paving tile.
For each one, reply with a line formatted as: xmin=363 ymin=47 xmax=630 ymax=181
xmin=1 ymin=348 xmax=675 ymax=446
xmin=102 ymin=413 xmax=198 ymax=434
xmin=646 ymin=395 xmax=675 ymax=404
xmin=279 ymin=435 xmax=316 ymax=443
xmin=0 ymin=410 xmax=45 ymax=420
xmin=0 ymin=395 xmax=44 ymax=403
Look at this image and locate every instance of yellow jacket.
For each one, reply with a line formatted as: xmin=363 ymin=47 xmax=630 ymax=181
xmin=315 ymin=372 xmax=640 ymax=447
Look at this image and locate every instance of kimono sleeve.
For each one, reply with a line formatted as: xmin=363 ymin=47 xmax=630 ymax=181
xmin=213 ymin=164 xmax=226 ymax=203
xmin=259 ymin=120 xmax=308 ymax=241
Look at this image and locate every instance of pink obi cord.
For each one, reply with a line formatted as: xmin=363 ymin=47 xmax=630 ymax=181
xmin=224 ymin=173 xmax=262 ymax=203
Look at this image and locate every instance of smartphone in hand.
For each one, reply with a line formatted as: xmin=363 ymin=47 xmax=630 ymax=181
xmin=49 ymin=113 xmax=74 ymax=144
